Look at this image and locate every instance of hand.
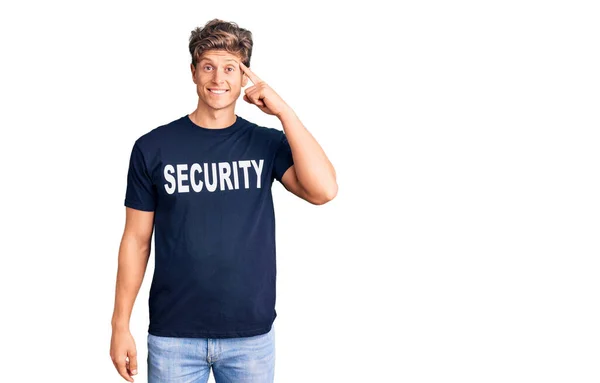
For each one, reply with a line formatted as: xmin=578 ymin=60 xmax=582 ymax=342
xmin=240 ymin=61 xmax=292 ymax=118
xmin=110 ymin=328 xmax=138 ymax=382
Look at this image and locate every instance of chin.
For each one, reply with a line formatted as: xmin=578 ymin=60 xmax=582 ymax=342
xmin=206 ymin=101 xmax=236 ymax=111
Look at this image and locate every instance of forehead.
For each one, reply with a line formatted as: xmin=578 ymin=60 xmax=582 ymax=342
xmin=199 ymin=50 xmax=241 ymax=62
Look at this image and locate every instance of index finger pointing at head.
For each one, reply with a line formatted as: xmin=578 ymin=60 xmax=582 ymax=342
xmin=239 ymin=61 xmax=262 ymax=84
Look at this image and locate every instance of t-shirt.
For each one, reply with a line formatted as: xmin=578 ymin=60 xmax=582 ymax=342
xmin=124 ymin=113 xmax=294 ymax=338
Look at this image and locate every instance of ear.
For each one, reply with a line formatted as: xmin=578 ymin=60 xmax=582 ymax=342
xmin=242 ymin=74 xmax=249 ymax=87
xmin=190 ymin=63 xmax=197 ymax=84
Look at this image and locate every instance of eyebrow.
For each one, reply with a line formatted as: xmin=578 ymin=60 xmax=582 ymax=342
xmin=200 ymin=58 xmax=238 ymax=64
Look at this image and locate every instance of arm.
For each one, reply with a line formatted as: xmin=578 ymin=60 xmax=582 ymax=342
xmin=110 ymin=207 xmax=155 ymax=382
xmin=278 ymin=108 xmax=338 ymax=205
xmin=237 ymin=61 xmax=337 ymax=205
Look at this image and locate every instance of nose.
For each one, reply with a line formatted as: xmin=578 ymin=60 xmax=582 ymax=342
xmin=212 ymin=69 xmax=225 ymax=85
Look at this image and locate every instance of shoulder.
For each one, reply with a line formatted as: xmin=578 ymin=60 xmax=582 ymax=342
xmin=242 ymin=116 xmax=285 ymax=143
xmin=133 ymin=115 xmax=188 ymax=148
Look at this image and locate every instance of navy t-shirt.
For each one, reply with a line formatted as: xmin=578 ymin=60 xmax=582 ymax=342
xmin=124 ymin=114 xmax=294 ymax=338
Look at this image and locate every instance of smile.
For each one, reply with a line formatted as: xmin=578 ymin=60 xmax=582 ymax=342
xmin=209 ymin=89 xmax=229 ymax=95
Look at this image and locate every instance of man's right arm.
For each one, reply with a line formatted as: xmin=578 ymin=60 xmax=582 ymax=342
xmin=110 ymin=207 xmax=155 ymax=382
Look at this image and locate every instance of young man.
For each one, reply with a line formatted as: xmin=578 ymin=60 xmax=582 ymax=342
xmin=109 ymin=19 xmax=337 ymax=383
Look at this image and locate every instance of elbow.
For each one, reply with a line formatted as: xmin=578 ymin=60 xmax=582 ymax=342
xmin=311 ymin=183 xmax=338 ymax=205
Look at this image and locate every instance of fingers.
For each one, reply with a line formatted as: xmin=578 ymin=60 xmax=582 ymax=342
xmin=244 ymin=94 xmax=264 ymax=106
xmin=110 ymin=330 xmax=138 ymax=382
xmin=113 ymin=356 xmax=134 ymax=382
xmin=128 ymin=350 xmax=138 ymax=377
xmin=239 ymin=62 xmax=262 ymax=85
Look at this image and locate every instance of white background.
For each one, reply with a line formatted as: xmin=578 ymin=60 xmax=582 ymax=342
xmin=1 ymin=0 xmax=599 ymax=382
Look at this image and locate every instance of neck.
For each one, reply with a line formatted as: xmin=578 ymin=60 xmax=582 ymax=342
xmin=190 ymin=101 xmax=237 ymax=129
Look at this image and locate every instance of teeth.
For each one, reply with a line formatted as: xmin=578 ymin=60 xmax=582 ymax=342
xmin=210 ymin=89 xmax=227 ymax=94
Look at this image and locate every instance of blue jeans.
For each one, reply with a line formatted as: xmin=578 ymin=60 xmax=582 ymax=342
xmin=147 ymin=324 xmax=275 ymax=383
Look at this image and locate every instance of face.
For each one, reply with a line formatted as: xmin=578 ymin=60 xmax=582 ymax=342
xmin=191 ymin=50 xmax=249 ymax=111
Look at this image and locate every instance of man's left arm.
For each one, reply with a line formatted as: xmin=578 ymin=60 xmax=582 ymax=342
xmin=238 ymin=61 xmax=337 ymax=204
xmin=277 ymin=108 xmax=338 ymax=205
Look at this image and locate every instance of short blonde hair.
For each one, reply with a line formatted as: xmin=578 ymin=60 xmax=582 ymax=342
xmin=189 ymin=18 xmax=253 ymax=68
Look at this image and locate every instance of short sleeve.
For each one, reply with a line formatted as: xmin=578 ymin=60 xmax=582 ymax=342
xmin=272 ymin=132 xmax=294 ymax=182
xmin=124 ymin=142 xmax=157 ymax=211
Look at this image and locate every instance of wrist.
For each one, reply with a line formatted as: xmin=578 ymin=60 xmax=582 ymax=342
xmin=276 ymin=106 xmax=295 ymax=120
xmin=111 ymin=318 xmax=130 ymax=331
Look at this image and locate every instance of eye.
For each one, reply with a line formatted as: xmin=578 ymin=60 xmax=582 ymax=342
xmin=203 ymin=65 xmax=212 ymax=70
xmin=227 ymin=67 xmax=234 ymax=72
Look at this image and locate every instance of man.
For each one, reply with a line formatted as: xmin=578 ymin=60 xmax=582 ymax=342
xmin=109 ymin=18 xmax=337 ymax=383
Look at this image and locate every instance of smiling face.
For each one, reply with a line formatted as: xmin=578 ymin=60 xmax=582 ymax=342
xmin=191 ymin=50 xmax=249 ymax=112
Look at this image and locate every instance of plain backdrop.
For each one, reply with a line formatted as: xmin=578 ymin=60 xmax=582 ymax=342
xmin=1 ymin=0 xmax=599 ymax=382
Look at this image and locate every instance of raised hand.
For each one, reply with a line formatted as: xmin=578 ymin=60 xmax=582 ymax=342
xmin=240 ymin=61 xmax=291 ymax=118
